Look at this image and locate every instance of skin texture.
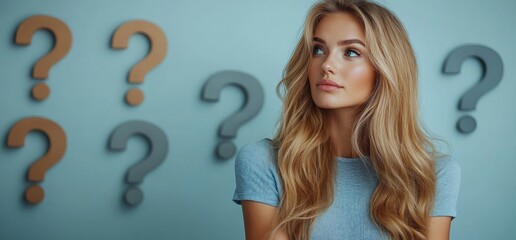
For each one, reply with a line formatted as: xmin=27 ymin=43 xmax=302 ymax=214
xmin=308 ymin=12 xmax=376 ymax=158
xmin=241 ymin=12 xmax=452 ymax=240
xmin=308 ymin=13 xmax=376 ymax=113
xmin=242 ymin=201 xmax=288 ymax=240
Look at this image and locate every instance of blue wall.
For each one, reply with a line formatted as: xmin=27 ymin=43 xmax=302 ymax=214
xmin=1 ymin=0 xmax=515 ymax=239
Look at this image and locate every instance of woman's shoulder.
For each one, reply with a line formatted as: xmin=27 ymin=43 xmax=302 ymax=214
xmin=236 ymin=138 xmax=277 ymax=165
xmin=432 ymin=154 xmax=461 ymax=217
xmin=434 ymin=154 xmax=461 ymax=180
xmin=233 ymin=138 xmax=281 ymax=206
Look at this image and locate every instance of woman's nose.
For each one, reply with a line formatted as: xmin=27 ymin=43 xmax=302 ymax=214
xmin=321 ymin=55 xmax=336 ymax=75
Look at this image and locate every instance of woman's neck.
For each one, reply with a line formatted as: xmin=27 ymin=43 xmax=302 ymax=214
xmin=326 ymin=108 xmax=359 ymax=158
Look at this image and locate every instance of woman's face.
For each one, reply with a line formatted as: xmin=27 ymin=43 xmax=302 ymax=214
xmin=308 ymin=12 xmax=376 ymax=111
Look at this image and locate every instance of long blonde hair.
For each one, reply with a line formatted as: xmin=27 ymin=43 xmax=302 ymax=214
xmin=271 ymin=0 xmax=445 ymax=239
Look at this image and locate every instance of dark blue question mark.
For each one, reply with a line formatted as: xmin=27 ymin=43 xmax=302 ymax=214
xmin=202 ymin=70 xmax=264 ymax=160
xmin=109 ymin=120 xmax=168 ymax=206
xmin=443 ymin=44 xmax=503 ymax=133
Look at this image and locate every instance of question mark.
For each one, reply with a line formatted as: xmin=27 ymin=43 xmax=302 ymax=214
xmin=6 ymin=117 xmax=67 ymax=204
xmin=443 ymin=44 xmax=503 ymax=133
xmin=109 ymin=120 xmax=168 ymax=206
xmin=111 ymin=20 xmax=167 ymax=106
xmin=15 ymin=15 xmax=72 ymax=101
xmin=202 ymin=70 xmax=264 ymax=160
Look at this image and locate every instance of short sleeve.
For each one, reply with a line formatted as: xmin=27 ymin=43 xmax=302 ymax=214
xmin=431 ymin=156 xmax=461 ymax=219
xmin=232 ymin=139 xmax=281 ymax=207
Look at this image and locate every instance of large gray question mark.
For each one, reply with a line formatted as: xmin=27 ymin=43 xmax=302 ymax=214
xmin=202 ymin=70 xmax=264 ymax=160
xmin=109 ymin=120 xmax=168 ymax=206
xmin=443 ymin=44 xmax=503 ymax=133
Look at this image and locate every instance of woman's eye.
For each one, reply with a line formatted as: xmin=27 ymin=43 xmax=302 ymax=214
xmin=344 ymin=49 xmax=360 ymax=57
xmin=313 ymin=46 xmax=324 ymax=55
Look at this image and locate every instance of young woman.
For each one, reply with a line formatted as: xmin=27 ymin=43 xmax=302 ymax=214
xmin=233 ymin=0 xmax=461 ymax=239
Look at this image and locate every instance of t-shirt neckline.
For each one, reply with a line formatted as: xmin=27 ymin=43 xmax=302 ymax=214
xmin=336 ymin=156 xmax=363 ymax=162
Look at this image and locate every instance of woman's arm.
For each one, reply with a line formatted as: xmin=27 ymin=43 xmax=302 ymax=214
xmin=427 ymin=216 xmax=452 ymax=240
xmin=241 ymin=200 xmax=289 ymax=240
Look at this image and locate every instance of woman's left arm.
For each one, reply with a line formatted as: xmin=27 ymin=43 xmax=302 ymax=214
xmin=427 ymin=216 xmax=452 ymax=240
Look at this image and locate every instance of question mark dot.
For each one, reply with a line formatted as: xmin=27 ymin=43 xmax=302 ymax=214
xmin=457 ymin=115 xmax=477 ymax=133
xmin=126 ymin=89 xmax=144 ymax=106
xmin=217 ymin=141 xmax=236 ymax=160
xmin=25 ymin=185 xmax=44 ymax=204
xmin=125 ymin=187 xmax=143 ymax=206
xmin=32 ymin=83 xmax=50 ymax=101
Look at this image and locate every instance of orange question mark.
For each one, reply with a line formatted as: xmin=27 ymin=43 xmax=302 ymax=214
xmin=7 ymin=117 xmax=67 ymax=204
xmin=15 ymin=15 xmax=72 ymax=101
xmin=111 ymin=20 xmax=167 ymax=106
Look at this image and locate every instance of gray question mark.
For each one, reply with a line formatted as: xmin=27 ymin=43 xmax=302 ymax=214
xmin=109 ymin=120 xmax=168 ymax=206
xmin=443 ymin=44 xmax=503 ymax=133
xmin=202 ymin=70 xmax=264 ymax=160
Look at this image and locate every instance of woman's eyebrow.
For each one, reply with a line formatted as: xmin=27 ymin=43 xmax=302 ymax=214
xmin=313 ymin=37 xmax=365 ymax=47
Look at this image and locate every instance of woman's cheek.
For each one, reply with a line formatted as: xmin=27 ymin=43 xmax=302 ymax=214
xmin=347 ymin=65 xmax=375 ymax=85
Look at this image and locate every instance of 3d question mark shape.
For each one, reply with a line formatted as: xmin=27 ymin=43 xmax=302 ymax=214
xmin=15 ymin=15 xmax=72 ymax=101
xmin=111 ymin=20 xmax=167 ymax=106
xmin=202 ymin=70 xmax=264 ymax=159
xmin=6 ymin=117 xmax=67 ymax=204
xmin=109 ymin=120 xmax=168 ymax=206
xmin=443 ymin=44 xmax=503 ymax=133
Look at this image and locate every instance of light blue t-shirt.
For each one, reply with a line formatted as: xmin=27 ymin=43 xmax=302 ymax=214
xmin=233 ymin=139 xmax=461 ymax=239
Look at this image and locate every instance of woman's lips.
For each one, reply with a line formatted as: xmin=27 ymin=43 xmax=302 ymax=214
xmin=316 ymin=79 xmax=343 ymax=91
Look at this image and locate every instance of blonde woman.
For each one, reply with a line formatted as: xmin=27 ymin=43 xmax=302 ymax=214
xmin=233 ymin=0 xmax=461 ymax=239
